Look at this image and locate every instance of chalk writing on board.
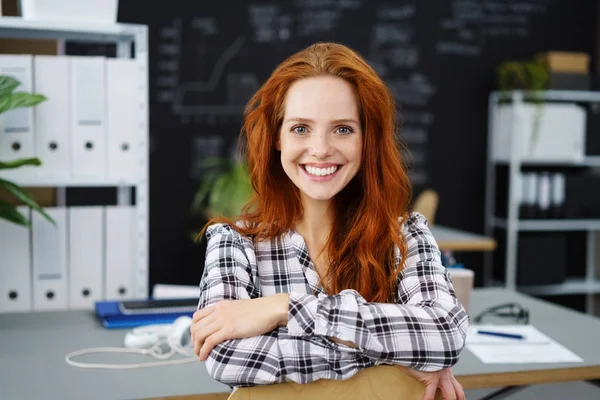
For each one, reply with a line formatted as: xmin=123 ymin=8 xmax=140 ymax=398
xmin=437 ymin=0 xmax=551 ymax=55
xmin=297 ymin=9 xmax=341 ymax=36
xmin=190 ymin=135 xmax=225 ymax=181
xmin=373 ymin=24 xmax=414 ymax=47
xmin=170 ymin=33 xmax=249 ymax=124
xmin=387 ymin=73 xmax=437 ymax=107
xmin=401 ymin=127 xmax=428 ymax=144
xmin=248 ymin=4 xmax=292 ymax=43
xmin=293 ymin=0 xmax=363 ymax=10
xmin=191 ymin=17 xmax=219 ymax=35
xmin=155 ymin=18 xmax=182 ymax=104
xmin=376 ymin=3 xmax=416 ymax=20
xmin=403 ymin=111 xmax=434 ymax=126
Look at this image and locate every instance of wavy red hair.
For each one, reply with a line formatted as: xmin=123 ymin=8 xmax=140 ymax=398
xmin=200 ymin=42 xmax=412 ymax=303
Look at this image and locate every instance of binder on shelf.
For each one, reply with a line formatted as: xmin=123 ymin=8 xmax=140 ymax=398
xmin=0 ymin=206 xmax=32 ymax=313
xmin=70 ymin=56 xmax=107 ymax=178
xmin=33 ymin=55 xmax=72 ymax=179
xmin=106 ymin=58 xmax=139 ymax=182
xmin=105 ymin=205 xmax=136 ymax=301
xmin=0 ymin=55 xmax=35 ymax=179
xmin=31 ymin=207 xmax=68 ymax=311
xmin=68 ymin=206 xmax=104 ymax=309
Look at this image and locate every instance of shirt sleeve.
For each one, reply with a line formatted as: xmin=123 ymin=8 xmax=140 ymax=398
xmin=285 ymin=212 xmax=470 ymax=372
xmin=198 ymin=223 xmax=375 ymax=387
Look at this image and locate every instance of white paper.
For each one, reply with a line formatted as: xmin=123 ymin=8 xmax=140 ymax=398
xmin=152 ymin=284 xmax=200 ymax=300
xmin=466 ymin=324 xmax=583 ymax=364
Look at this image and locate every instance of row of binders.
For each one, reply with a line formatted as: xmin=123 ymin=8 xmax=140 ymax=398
xmin=0 ymin=205 xmax=137 ymax=313
xmin=519 ymin=171 xmax=566 ymax=219
xmin=0 ymin=54 xmax=141 ymax=181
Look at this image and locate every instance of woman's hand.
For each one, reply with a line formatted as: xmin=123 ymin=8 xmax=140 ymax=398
xmin=399 ymin=366 xmax=464 ymax=400
xmin=191 ymin=293 xmax=290 ymax=361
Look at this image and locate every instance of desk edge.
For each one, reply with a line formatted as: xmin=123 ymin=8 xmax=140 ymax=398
xmin=456 ymin=366 xmax=600 ymax=389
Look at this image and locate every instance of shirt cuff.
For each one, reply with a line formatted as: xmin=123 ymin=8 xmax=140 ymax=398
xmin=286 ymin=292 xmax=318 ymax=336
xmin=314 ymin=290 xmax=362 ymax=340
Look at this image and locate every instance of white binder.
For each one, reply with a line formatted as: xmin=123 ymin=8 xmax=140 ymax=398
xmin=70 ymin=56 xmax=107 ymax=178
xmin=68 ymin=206 xmax=104 ymax=309
xmin=0 ymin=206 xmax=32 ymax=313
xmin=33 ymin=55 xmax=71 ymax=179
xmin=31 ymin=207 xmax=68 ymax=311
xmin=104 ymin=205 xmax=135 ymax=301
xmin=106 ymin=58 xmax=139 ymax=181
xmin=0 ymin=55 xmax=35 ymax=179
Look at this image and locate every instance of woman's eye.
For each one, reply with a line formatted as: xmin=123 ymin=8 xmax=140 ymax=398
xmin=337 ymin=126 xmax=353 ymax=134
xmin=292 ymin=126 xmax=307 ymax=134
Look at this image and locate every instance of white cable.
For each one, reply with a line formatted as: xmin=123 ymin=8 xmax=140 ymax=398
xmin=65 ymin=337 xmax=198 ymax=369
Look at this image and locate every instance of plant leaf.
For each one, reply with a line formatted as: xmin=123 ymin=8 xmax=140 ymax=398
xmin=0 ymin=92 xmax=47 ymax=114
xmin=0 ymin=157 xmax=42 ymax=170
xmin=0 ymin=178 xmax=54 ymax=225
xmin=0 ymin=75 xmax=20 ymax=98
xmin=0 ymin=200 xmax=30 ymax=227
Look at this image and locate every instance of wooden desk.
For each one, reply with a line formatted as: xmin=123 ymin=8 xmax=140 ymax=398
xmin=430 ymin=225 xmax=497 ymax=252
xmin=2 ymin=289 xmax=599 ymax=400
xmin=453 ymin=288 xmax=600 ymax=397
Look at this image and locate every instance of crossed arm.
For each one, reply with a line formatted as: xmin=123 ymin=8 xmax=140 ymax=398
xmin=194 ymin=216 xmax=469 ymax=387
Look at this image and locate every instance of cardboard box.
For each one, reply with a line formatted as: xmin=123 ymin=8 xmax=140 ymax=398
xmin=536 ymin=51 xmax=590 ymax=74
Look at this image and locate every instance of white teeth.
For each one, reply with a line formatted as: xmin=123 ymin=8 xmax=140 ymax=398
xmin=304 ymin=165 xmax=338 ymax=176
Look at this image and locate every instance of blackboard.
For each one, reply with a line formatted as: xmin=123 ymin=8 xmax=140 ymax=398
xmin=113 ymin=0 xmax=597 ymax=289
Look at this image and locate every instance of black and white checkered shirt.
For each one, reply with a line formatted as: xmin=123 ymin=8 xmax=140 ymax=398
xmin=198 ymin=212 xmax=469 ymax=387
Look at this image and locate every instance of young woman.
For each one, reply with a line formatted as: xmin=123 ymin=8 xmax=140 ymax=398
xmin=190 ymin=42 xmax=469 ymax=400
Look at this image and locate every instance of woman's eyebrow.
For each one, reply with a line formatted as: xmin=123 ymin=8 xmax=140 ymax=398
xmin=283 ymin=117 xmax=359 ymax=125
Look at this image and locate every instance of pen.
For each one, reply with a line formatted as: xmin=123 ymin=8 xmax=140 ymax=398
xmin=474 ymin=329 xmax=525 ymax=340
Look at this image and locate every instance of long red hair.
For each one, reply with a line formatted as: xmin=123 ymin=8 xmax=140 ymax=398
xmin=200 ymin=42 xmax=412 ymax=303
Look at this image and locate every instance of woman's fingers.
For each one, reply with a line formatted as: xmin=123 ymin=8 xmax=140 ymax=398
xmin=438 ymin=370 xmax=457 ymax=400
xmin=450 ymin=374 xmax=465 ymax=400
xmin=190 ymin=313 xmax=216 ymax=343
xmin=421 ymin=376 xmax=439 ymax=400
xmin=199 ymin=329 xmax=229 ymax=361
xmin=192 ymin=320 xmax=219 ymax=357
xmin=192 ymin=305 xmax=214 ymax=323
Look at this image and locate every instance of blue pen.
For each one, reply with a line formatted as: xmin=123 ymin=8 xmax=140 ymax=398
xmin=474 ymin=329 xmax=525 ymax=340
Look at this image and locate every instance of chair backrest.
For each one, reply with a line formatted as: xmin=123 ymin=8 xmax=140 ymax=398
xmin=412 ymin=189 xmax=439 ymax=226
xmin=228 ymin=365 xmax=441 ymax=400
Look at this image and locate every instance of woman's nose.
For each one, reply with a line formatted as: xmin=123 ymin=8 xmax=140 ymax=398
xmin=309 ymin=132 xmax=333 ymax=159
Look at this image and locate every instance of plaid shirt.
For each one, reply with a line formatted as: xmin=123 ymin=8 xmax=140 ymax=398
xmin=198 ymin=212 xmax=469 ymax=387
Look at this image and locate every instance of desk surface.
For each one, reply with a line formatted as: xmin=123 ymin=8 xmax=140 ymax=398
xmin=430 ymin=225 xmax=497 ymax=252
xmin=2 ymin=288 xmax=600 ymax=400
xmin=454 ymin=288 xmax=600 ymax=389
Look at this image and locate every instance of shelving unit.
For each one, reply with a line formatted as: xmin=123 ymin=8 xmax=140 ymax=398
xmin=484 ymin=90 xmax=600 ymax=314
xmin=0 ymin=16 xmax=149 ymax=299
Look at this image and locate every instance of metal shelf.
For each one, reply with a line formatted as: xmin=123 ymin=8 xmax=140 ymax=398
xmin=0 ymin=16 xmax=149 ymax=300
xmin=493 ymin=218 xmax=600 ymax=231
xmin=518 ymin=278 xmax=600 ymax=296
xmin=493 ymin=156 xmax=600 ymax=168
xmin=491 ymin=89 xmax=600 ymax=103
xmin=0 ymin=16 xmax=142 ymax=42
xmin=0 ymin=177 xmax=138 ymax=187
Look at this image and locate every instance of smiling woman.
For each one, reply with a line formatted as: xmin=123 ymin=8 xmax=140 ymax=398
xmin=192 ymin=42 xmax=469 ymax=400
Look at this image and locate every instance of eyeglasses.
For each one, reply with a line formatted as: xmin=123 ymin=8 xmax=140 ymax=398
xmin=472 ymin=302 xmax=530 ymax=325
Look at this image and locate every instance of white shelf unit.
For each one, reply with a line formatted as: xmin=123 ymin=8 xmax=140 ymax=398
xmin=0 ymin=16 xmax=149 ymax=299
xmin=484 ymin=90 xmax=600 ymax=314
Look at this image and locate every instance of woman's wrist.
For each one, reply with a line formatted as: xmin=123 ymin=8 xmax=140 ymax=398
xmin=275 ymin=293 xmax=290 ymax=327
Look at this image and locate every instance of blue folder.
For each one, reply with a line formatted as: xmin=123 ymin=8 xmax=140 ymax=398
xmin=95 ymin=297 xmax=198 ymax=329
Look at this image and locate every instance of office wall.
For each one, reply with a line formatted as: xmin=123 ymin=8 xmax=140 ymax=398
xmin=107 ymin=0 xmax=597 ymax=288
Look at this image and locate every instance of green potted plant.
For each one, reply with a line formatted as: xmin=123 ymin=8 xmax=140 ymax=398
xmin=495 ymin=58 xmax=550 ymax=152
xmin=190 ymin=156 xmax=254 ymax=222
xmin=0 ymin=75 xmax=53 ymax=227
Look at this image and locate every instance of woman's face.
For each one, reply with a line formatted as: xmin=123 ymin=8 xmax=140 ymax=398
xmin=278 ymin=75 xmax=363 ymax=204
